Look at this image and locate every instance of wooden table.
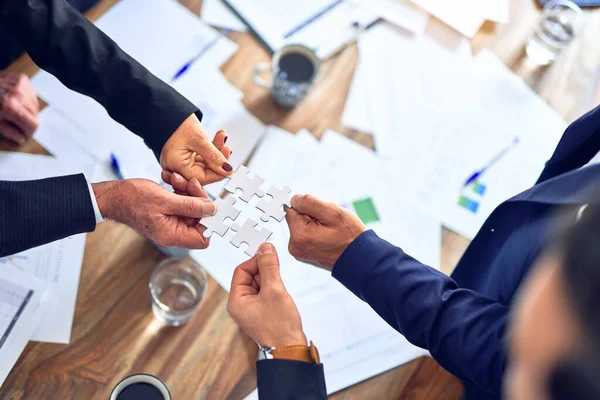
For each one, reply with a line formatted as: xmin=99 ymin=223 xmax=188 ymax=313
xmin=2 ymin=0 xmax=599 ymax=398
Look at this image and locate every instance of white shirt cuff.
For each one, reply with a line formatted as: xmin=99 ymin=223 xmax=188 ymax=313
xmin=87 ymin=181 xmax=105 ymax=224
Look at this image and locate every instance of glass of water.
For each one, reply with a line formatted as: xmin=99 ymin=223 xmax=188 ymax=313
xmin=526 ymin=0 xmax=584 ymax=65
xmin=149 ymin=258 xmax=207 ymax=326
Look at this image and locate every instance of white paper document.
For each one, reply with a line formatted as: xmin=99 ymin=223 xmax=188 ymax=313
xmin=410 ymin=0 xmax=485 ymax=37
xmin=0 ymin=268 xmax=50 ymax=386
xmin=193 ymin=127 xmax=441 ymax=396
xmin=201 ymin=0 xmax=247 ymax=31
xmin=352 ymin=0 xmax=429 ymax=34
xmin=0 ymin=152 xmax=88 ymax=343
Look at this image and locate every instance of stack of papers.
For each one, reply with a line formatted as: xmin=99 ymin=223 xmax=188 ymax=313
xmin=0 ymin=151 xmax=89 ymax=386
xmin=192 ymin=127 xmax=442 ymax=396
xmin=31 ymin=0 xmax=265 ymax=196
xmin=342 ymin=24 xmax=567 ymax=239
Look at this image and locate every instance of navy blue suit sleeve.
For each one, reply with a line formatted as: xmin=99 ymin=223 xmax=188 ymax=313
xmin=0 ymin=0 xmax=201 ymax=158
xmin=333 ymin=230 xmax=508 ymax=397
xmin=256 ymin=359 xmax=327 ymax=400
xmin=0 ymin=174 xmax=96 ymax=257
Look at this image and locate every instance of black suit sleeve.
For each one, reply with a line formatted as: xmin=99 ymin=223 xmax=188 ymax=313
xmin=256 ymin=360 xmax=327 ymax=400
xmin=0 ymin=0 xmax=202 ymax=158
xmin=0 ymin=174 xmax=96 ymax=257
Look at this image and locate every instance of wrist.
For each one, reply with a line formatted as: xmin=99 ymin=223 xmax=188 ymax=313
xmin=91 ymin=181 xmax=118 ymax=221
xmin=259 ymin=329 xmax=307 ymax=349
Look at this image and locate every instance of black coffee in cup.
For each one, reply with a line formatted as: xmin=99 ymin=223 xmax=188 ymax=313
xmin=117 ymin=383 xmax=164 ymax=400
xmin=110 ymin=374 xmax=171 ymax=400
xmin=278 ymin=52 xmax=315 ymax=82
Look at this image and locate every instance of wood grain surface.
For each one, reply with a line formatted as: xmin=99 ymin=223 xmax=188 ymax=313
xmin=1 ymin=0 xmax=598 ymax=398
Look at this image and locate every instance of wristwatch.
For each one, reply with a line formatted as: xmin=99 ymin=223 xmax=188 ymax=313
xmin=258 ymin=341 xmax=321 ymax=364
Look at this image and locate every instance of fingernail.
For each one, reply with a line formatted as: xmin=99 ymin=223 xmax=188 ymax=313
xmin=259 ymin=243 xmax=274 ymax=254
xmin=202 ymin=201 xmax=217 ymax=216
xmin=173 ymin=172 xmax=184 ymax=181
xmin=192 ymin=177 xmax=200 ymax=186
xmin=222 ymin=162 xmax=233 ymax=172
xmin=224 ymin=136 xmax=228 ymax=144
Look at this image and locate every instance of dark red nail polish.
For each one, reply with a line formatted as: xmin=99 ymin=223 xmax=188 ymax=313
xmin=222 ymin=162 xmax=233 ymax=172
xmin=224 ymin=136 xmax=228 ymax=144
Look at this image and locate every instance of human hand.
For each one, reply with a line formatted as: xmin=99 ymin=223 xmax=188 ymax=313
xmin=161 ymin=114 xmax=234 ymax=186
xmin=0 ymin=71 xmax=39 ymax=145
xmin=285 ymin=195 xmax=366 ymax=270
xmin=227 ymin=243 xmax=307 ymax=348
xmin=92 ymin=177 xmax=215 ymax=249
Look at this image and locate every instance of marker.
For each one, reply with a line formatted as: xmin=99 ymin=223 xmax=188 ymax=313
xmin=110 ymin=153 xmax=125 ymax=180
xmin=172 ymin=29 xmax=231 ymax=81
xmin=464 ymin=137 xmax=520 ymax=187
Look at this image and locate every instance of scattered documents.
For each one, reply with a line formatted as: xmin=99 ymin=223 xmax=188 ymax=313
xmin=342 ymin=25 xmax=566 ymax=239
xmin=192 ymin=127 xmax=442 ymax=396
xmin=0 ymin=268 xmax=51 ymax=386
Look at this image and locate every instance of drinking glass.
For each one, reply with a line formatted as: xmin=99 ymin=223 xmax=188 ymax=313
xmin=526 ymin=0 xmax=584 ymax=65
xmin=149 ymin=258 xmax=207 ymax=326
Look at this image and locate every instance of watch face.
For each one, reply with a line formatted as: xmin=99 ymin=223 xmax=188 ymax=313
xmin=258 ymin=347 xmax=274 ymax=360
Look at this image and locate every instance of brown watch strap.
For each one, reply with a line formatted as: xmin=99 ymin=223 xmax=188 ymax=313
xmin=271 ymin=341 xmax=321 ymax=364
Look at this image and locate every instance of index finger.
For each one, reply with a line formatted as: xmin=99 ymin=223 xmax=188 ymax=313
xmin=230 ymin=257 xmax=259 ymax=295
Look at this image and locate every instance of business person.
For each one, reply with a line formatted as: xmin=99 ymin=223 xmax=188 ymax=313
xmin=283 ymin=104 xmax=600 ymax=400
xmin=506 ymin=199 xmax=600 ymax=400
xmin=0 ymin=0 xmax=235 ymax=255
xmin=227 ymin=242 xmax=327 ymax=400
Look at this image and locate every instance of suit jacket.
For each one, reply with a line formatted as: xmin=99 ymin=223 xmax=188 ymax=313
xmin=0 ymin=0 xmax=201 ymax=257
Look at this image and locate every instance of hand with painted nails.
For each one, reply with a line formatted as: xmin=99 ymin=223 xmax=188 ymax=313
xmin=0 ymin=71 xmax=39 ymax=145
xmin=160 ymin=114 xmax=234 ymax=186
xmin=92 ymin=178 xmax=215 ymax=249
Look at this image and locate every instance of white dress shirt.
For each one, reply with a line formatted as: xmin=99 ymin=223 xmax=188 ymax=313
xmin=87 ymin=181 xmax=105 ymax=224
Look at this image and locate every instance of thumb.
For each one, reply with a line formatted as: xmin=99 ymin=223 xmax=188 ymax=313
xmin=198 ymin=135 xmax=234 ymax=176
xmin=256 ymin=243 xmax=283 ymax=289
xmin=167 ymin=192 xmax=217 ymax=218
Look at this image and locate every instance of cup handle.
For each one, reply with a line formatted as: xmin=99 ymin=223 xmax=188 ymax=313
xmin=252 ymin=62 xmax=273 ymax=90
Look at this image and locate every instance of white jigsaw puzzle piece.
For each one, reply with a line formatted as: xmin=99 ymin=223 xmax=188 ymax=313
xmin=256 ymin=185 xmax=293 ymax=222
xmin=230 ymin=218 xmax=273 ymax=256
xmin=224 ymin=165 xmax=265 ymax=202
xmin=199 ymin=197 xmax=241 ymax=238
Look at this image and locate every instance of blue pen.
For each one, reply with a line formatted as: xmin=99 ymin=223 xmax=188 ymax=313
xmin=110 ymin=153 xmax=125 ymax=180
xmin=172 ymin=29 xmax=231 ymax=81
xmin=464 ymin=137 xmax=520 ymax=187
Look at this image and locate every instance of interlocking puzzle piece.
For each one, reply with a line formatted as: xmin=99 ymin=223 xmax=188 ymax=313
xmin=224 ymin=166 xmax=265 ymax=202
xmin=230 ymin=219 xmax=273 ymax=256
xmin=256 ymin=185 xmax=292 ymax=222
xmin=199 ymin=197 xmax=241 ymax=238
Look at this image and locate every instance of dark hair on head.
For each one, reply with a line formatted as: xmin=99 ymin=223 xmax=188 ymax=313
xmin=558 ymin=201 xmax=600 ymax=342
xmin=549 ymin=192 xmax=600 ymax=400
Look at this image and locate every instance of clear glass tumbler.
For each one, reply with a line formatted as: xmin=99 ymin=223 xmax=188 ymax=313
xmin=149 ymin=258 xmax=207 ymax=326
xmin=526 ymin=0 xmax=584 ymax=65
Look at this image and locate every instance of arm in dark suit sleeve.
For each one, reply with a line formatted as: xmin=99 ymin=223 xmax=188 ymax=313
xmin=257 ymin=359 xmax=327 ymax=400
xmin=0 ymin=0 xmax=201 ymax=157
xmin=0 ymin=174 xmax=96 ymax=257
xmin=333 ymin=230 xmax=508 ymax=397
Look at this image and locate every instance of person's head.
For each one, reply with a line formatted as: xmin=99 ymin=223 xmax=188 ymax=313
xmin=507 ymin=202 xmax=600 ymax=400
